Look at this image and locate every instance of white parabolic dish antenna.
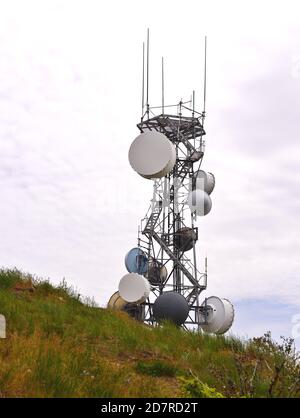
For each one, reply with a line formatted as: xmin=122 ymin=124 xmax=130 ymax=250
xmin=118 ymin=273 xmax=151 ymax=304
xmin=187 ymin=189 xmax=212 ymax=216
xmin=200 ymin=296 xmax=234 ymax=334
xmin=193 ymin=170 xmax=215 ymax=195
xmin=128 ymin=132 xmax=176 ymax=179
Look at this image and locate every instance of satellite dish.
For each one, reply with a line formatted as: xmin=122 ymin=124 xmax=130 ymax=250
xmin=174 ymin=227 xmax=197 ymax=252
xmin=217 ymin=299 xmax=235 ymax=334
xmin=107 ymin=291 xmax=145 ymax=321
xmin=118 ymin=273 xmax=150 ymax=303
xmin=153 ymin=291 xmax=189 ymax=326
xmin=193 ymin=170 xmax=215 ymax=195
xmin=125 ymin=247 xmax=148 ymax=274
xmin=146 ymin=259 xmax=168 ymax=286
xmin=200 ymin=296 xmax=234 ymax=334
xmin=107 ymin=291 xmax=126 ymax=310
xmin=128 ymin=132 xmax=176 ymax=179
xmin=188 ymin=189 xmax=212 ymax=216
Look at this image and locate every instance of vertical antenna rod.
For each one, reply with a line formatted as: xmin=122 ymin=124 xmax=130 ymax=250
xmin=162 ymin=57 xmax=165 ymax=114
xmin=192 ymin=90 xmax=195 ymax=147
xmin=146 ymin=28 xmax=150 ymax=118
xmin=192 ymin=90 xmax=195 ymax=115
xmin=203 ymin=36 xmax=207 ymax=114
xmin=141 ymin=42 xmax=145 ymax=119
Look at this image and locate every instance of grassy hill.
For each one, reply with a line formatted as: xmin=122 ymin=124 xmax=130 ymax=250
xmin=0 ymin=268 xmax=299 ymax=398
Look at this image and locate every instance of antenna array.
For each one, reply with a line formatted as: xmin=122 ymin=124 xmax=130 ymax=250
xmin=107 ymin=30 xmax=234 ymax=334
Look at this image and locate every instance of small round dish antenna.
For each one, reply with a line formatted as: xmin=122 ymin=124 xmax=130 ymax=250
xmin=125 ymin=247 xmax=148 ymax=274
xmin=174 ymin=227 xmax=197 ymax=252
xmin=200 ymin=296 xmax=234 ymax=334
xmin=153 ymin=291 xmax=189 ymax=325
xmin=146 ymin=259 xmax=168 ymax=285
xmin=107 ymin=291 xmax=126 ymax=310
xmin=193 ymin=170 xmax=215 ymax=195
xmin=188 ymin=189 xmax=212 ymax=216
xmin=118 ymin=273 xmax=150 ymax=303
xmin=107 ymin=291 xmax=145 ymax=321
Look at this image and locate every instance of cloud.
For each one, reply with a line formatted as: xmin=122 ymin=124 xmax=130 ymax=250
xmin=230 ymin=298 xmax=300 ymax=349
xmin=0 ymin=0 xmax=299 ymax=341
xmin=199 ymin=62 xmax=300 ymax=307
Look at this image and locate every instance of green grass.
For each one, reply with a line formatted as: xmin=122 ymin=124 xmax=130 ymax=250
xmin=135 ymin=360 xmax=178 ymax=377
xmin=0 ymin=268 xmax=299 ymax=398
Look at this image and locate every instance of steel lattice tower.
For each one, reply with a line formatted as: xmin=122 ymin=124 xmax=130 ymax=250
xmin=136 ymin=100 xmax=209 ymax=330
xmin=111 ymin=31 xmax=234 ymax=335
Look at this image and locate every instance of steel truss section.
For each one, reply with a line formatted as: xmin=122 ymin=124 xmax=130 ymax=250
xmin=137 ymin=102 xmax=210 ymax=330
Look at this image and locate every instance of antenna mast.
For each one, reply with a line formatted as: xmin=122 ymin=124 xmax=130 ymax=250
xmin=141 ymin=42 xmax=145 ymax=119
xmin=162 ymin=57 xmax=165 ymax=115
xmin=203 ymin=36 xmax=207 ymax=118
xmin=146 ymin=28 xmax=150 ymax=118
xmin=112 ymin=32 xmax=234 ymax=336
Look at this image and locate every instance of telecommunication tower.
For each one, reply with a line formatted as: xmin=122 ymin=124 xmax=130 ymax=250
xmin=108 ymin=31 xmax=234 ymax=335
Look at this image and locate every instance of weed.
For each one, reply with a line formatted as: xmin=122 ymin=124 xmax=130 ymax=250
xmin=0 ymin=268 xmax=299 ymax=398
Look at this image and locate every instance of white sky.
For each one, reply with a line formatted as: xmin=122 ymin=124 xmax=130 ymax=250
xmin=0 ymin=0 xmax=300 ymax=339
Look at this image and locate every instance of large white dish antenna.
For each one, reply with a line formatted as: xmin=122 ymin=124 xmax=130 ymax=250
xmin=200 ymin=296 xmax=234 ymax=334
xmin=118 ymin=273 xmax=150 ymax=303
xmin=187 ymin=189 xmax=212 ymax=216
xmin=193 ymin=170 xmax=215 ymax=195
xmin=128 ymin=132 xmax=176 ymax=179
